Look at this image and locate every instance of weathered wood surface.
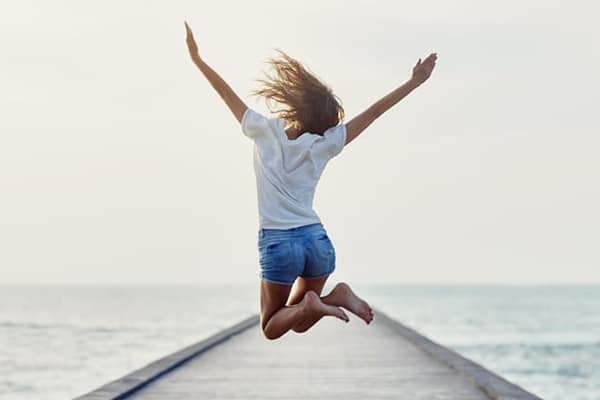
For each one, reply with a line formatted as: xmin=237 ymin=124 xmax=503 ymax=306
xmin=73 ymin=316 xmax=258 ymax=400
xmin=76 ymin=310 xmax=541 ymax=400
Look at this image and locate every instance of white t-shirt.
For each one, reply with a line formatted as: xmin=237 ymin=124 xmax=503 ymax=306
xmin=241 ymin=108 xmax=347 ymax=229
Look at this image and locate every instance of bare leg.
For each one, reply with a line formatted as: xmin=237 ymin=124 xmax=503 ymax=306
xmin=287 ymin=275 xmax=330 ymax=306
xmin=260 ymin=279 xmax=348 ymax=340
xmin=291 ymin=281 xmax=374 ymax=333
xmin=286 ymin=276 xmax=331 ymax=333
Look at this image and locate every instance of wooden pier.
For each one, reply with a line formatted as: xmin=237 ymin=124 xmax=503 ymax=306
xmin=75 ymin=309 xmax=541 ymax=400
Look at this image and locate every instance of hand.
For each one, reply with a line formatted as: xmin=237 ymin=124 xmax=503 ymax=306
xmin=184 ymin=21 xmax=201 ymax=63
xmin=411 ymin=52 xmax=438 ymax=86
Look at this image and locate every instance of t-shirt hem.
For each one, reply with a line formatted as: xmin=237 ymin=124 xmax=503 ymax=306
xmin=259 ymin=218 xmax=322 ymax=230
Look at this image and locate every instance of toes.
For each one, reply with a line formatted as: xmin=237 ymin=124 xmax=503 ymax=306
xmin=361 ymin=306 xmax=374 ymax=324
xmin=335 ymin=308 xmax=349 ymax=322
xmin=341 ymin=311 xmax=349 ymax=322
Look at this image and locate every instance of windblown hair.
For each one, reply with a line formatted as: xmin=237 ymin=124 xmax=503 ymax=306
xmin=253 ymin=49 xmax=344 ymax=136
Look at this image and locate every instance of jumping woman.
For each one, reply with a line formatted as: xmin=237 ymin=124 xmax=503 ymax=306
xmin=184 ymin=21 xmax=437 ymax=340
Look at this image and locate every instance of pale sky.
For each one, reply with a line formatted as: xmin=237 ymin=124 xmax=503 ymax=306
xmin=1 ymin=0 xmax=598 ymax=284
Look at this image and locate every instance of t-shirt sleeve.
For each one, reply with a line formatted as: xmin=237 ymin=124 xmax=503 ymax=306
xmin=241 ymin=108 xmax=270 ymax=140
xmin=314 ymin=123 xmax=347 ymax=160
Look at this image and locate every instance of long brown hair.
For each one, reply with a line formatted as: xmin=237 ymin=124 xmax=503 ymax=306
xmin=253 ymin=49 xmax=344 ymax=136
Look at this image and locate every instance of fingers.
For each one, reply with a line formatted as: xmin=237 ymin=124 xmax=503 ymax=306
xmin=184 ymin=20 xmax=193 ymax=37
xmin=429 ymin=52 xmax=438 ymax=64
xmin=423 ymin=52 xmax=437 ymax=72
xmin=423 ymin=53 xmax=437 ymax=65
xmin=184 ymin=20 xmax=196 ymax=47
xmin=415 ymin=53 xmax=438 ymax=68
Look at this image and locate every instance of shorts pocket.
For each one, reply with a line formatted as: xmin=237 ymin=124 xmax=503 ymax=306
xmin=259 ymin=239 xmax=298 ymax=284
xmin=315 ymin=233 xmax=335 ymax=270
xmin=259 ymin=240 xmax=293 ymax=269
xmin=266 ymin=241 xmax=291 ymax=261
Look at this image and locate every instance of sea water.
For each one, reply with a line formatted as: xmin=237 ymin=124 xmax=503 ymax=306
xmin=1 ymin=285 xmax=597 ymax=400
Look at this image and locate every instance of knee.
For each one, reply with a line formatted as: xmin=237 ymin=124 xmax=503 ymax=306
xmin=260 ymin=319 xmax=281 ymax=341
xmin=292 ymin=325 xmax=309 ymax=334
xmin=262 ymin=329 xmax=280 ymax=341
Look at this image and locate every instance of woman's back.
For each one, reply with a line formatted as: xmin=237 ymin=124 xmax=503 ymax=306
xmin=242 ymin=108 xmax=346 ymax=229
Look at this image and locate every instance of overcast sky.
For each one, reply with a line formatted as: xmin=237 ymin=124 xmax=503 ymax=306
xmin=1 ymin=0 xmax=598 ymax=285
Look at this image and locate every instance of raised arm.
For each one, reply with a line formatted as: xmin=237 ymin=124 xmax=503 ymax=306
xmin=184 ymin=21 xmax=247 ymax=123
xmin=345 ymin=53 xmax=438 ymax=145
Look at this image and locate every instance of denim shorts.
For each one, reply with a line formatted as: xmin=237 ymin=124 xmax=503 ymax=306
xmin=257 ymin=223 xmax=336 ymax=285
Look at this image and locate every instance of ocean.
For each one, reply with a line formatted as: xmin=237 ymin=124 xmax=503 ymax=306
xmin=1 ymin=284 xmax=597 ymax=400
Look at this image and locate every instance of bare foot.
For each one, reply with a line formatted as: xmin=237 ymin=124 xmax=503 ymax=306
xmin=328 ymin=282 xmax=374 ymax=324
xmin=301 ymin=291 xmax=349 ymax=322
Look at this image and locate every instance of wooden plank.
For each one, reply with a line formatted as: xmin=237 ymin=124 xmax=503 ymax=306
xmin=75 ymin=309 xmax=542 ymax=400
xmin=122 ymin=310 xmax=492 ymax=399
xmin=375 ymin=311 xmax=543 ymax=400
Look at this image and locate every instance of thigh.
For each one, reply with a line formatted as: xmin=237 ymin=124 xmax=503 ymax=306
xmin=259 ymin=279 xmax=292 ymax=330
xmin=302 ymin=229 xmax=336 ymax=280
xmin=286 ymin=276 xmax=329 ymax=306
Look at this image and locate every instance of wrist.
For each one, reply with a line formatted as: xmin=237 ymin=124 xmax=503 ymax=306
xmin=407 ymin=77 xmax=421 ymax=90
xmin=192 ymin=54 xmax=204 ymax=66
